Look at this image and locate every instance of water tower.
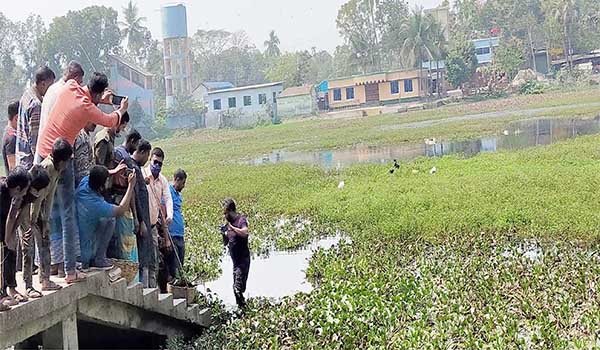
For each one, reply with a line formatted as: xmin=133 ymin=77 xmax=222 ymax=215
xmin=161 ymin=3 xmax=193 ymax=109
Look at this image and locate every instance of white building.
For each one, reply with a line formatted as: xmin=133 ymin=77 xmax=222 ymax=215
xmin=204 ymin=82 xmax=284 ymax=128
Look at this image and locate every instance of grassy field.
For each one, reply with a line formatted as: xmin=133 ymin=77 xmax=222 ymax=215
xmin=158 ymin=89 xmax=600 ymax=349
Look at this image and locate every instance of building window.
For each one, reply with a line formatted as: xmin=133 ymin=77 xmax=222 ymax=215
xmin=333 ymin=88 xmax=342 ymax=101
xmin=244 ymin=96 xmax=252 ymax=106
xmin=346 ymin=87 xmax=355 ymax=100
xmin=391 ymin=80 xmax=399 ymax=94
xmin=228 ymin=97 xmax=237 ymax=108
xmin=476 ymin=47 xmax=491 ymax=55
xmin=273 ymin=91 xmax=278 ymax=103
xmin=259 ymin=93 xmax=267 ymax=105
xmin=213 ymin=99 xmax=222 ymax=110
xmin=404 ymin=79 xmax=413 ymax=93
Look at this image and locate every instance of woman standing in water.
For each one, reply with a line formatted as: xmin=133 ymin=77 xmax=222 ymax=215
xmin=222 ymin=198 xmax=250 ymax=309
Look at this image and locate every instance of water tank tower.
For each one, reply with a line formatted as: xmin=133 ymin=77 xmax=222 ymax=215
xmin=161 ymin=3 xmax=193 ymax=109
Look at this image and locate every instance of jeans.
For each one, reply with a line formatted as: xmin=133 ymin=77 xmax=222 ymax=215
xmin=80 ymin=217 xmax=115 ymax=268
xmin=20 ymin=218 xmax=51 ymax=288
xmin=53 ymin=159 xmax=79 ymax=274
xmin=166 ymin=236 xmax=185 ymax=279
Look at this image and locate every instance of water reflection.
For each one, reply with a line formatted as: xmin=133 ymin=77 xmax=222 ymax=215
xmin=251 ymin=117 xmax=600 ymax=169
xmin=198 ymin=236 xmax=346 ymax=306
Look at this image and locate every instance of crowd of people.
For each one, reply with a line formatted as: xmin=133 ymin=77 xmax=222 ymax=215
xmin=0 ymin=61 xmax=233 ymax=312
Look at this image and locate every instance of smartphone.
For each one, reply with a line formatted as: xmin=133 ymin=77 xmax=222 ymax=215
xmin=112 ymin=95 xmax=126 ymax=105
xmin=220 ymin=225 xmax=228 ymax=233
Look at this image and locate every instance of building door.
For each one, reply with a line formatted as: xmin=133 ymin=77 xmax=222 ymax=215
xmin=365 ymin=83 xmax=379 ymax=103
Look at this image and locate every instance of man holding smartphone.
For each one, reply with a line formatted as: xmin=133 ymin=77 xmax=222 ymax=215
xmin=36 ymin=72 xmax=129 ymax=283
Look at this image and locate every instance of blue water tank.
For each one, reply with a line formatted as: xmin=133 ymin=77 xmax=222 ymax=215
xmin=161 ymin=4 xmax=188 ymax=39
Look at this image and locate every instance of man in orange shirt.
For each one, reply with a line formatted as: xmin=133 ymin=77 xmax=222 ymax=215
xmin=36 ymin=72 xmax=128 ymax=283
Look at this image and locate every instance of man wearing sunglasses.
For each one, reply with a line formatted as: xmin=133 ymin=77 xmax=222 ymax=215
xmin=141 ymin=148 xmax=173 ymax=288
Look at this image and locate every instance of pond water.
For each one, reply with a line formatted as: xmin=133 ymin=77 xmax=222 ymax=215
xmin=250 ymin=116 xmax=600 ymax=169
xmin=198 ymin=236 xmax=346 ymax=306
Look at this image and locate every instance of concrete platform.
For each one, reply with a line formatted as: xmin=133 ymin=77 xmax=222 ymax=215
xmin=0 ymin=271 xmax=211 ymax=349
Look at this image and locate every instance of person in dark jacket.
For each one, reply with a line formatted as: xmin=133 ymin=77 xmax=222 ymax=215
xmin=222 ymin=198 xmax=250 ymax=309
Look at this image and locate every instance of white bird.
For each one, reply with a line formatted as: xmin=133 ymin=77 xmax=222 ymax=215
xmin=429 ymin=167 xmax=437 ymax=175
xmin=503 ymin=130 xmax=509 ymax=136
xmin=338 ymin=181 xmax=345 ymax=190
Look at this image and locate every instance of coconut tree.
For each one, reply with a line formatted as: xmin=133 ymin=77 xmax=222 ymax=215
xmin=264 ymin=30 xmax=281 ymax=57
xmin=543 ymin=0 xmax=577 ymax=68
xmin=119 ymin=0 xmax=147 ymax=59
xmin=399 ymin=7 xmax=441 ymax=96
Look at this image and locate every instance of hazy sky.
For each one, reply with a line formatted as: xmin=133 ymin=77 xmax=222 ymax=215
xmin=3 ymin=0 xmax=444 ymax=52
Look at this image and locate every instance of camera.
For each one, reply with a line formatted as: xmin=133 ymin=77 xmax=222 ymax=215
xmin=111 ymin=95 xmax=126 ymax=105
xmin=124 ymin=168 xmax=133 ymax=177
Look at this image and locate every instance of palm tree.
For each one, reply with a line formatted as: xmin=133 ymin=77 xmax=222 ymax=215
xmin=264 ymin=30 xmax=281 ymax=57
xmin=119 ymin=1 xmax=147 ymax=59
xmin=399 ymin=7 xmax=440 ymax=96
xmin=545 ymin=0 xmax=577 ymax=68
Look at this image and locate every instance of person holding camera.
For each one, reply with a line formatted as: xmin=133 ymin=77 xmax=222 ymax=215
xmin=221 ymin=198 xmax=250 ymax=309
xmin=36 ymin=72 xmax=128 ymax=283
xmin=76 ymin=164 xmax=134 ymax=271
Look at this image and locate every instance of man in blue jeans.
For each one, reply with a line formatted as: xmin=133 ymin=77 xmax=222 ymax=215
xmin=167 ymin=169 xmax=187 ymax=279
xmin=77 ymin=165 xmax=135 ymax=271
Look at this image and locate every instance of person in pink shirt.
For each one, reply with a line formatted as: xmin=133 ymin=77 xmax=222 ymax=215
xmin=36 ymin=72 xmax=129 ymax=283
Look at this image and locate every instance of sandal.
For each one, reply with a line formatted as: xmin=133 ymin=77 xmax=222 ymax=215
xmin=65 ymin=271 xmax=87 ymax=284
xmin=10 ymin=292 xmax=28 ymax=303
xmin=41 ymin=281 xmax=62 ymax=292
xmin=26 ymin=287 xmax=43 ymax=299
xmin=1 ymin=296 xmax=17 ymax=307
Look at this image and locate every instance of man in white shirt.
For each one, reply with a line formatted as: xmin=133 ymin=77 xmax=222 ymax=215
xmin=34 ymin=61 xmax=85 ymax=163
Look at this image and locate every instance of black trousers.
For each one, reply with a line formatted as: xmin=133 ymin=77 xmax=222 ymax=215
xmin=2 ymin=246 xmax=16 ymax=296
xmin=232 ymin=256 xmax=250 ymax=308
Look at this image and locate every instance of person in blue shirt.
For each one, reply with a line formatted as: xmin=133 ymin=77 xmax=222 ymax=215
xmin=166 ymin=168 xmax=187 ymax=279
xmin=76 ymin=164 xmax=135 ymax=271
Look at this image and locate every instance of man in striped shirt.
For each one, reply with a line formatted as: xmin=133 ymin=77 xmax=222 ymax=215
xmin=16 ymin=66 xmax=56 ymax=170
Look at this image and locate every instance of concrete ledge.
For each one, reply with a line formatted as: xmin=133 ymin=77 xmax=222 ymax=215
xmin=0 ymin=271 xmax=211 ymax=348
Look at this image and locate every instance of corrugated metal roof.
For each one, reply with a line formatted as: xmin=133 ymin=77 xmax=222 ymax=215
xmin=207 ymin=82 xmax=284 ymax=94
xmin=280 ymin=85 xmax=314 ymax=97
xmin=203 ymin=81 xmax=235 ymax=91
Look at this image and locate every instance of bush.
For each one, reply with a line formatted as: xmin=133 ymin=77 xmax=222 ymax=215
xmin=519 ymin=80 xmax=546 ymax=95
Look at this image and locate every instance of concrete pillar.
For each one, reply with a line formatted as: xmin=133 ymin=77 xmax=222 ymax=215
xmin=42 ymin=314 xmax=79 ymax=350
xmin=62 ymin=313 xmax=79 ymax=350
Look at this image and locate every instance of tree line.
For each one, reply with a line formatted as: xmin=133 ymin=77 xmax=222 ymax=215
xmin=1 ymin=0 xmax=598 ymax=112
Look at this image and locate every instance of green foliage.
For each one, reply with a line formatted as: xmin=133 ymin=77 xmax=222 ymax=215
xmin=157 ymin=90 xmax=600 ymax=346
xmin=445 ymin=37 xmax=478 ymax=89
xmin=493 ymin=38 xmax=526 ymax=80
xmin=190 ymin=30 xmax=266 ymax=87
xmin=519 ymin=80 xmax=546 ymax=95
xmin=263 ymin=30 xmax=281 ymax=58
xmin=118 ymin=1 xmax=147 ymax=60
xmin=40 ymin=6 xmax=122 ymax=75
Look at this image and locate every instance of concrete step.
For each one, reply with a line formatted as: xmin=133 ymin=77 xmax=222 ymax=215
xmin=157 ymin=293 xmax=173 ymax=314
xmin=126 ymin=282 xmax=144 ymax=307
xmin=171 ymin=298 xmax=187 ymax=318
xmin=142 ymin=288 xmax=159 ymax=310
xmin=108 ymin=278 xmax=128 ymax=302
